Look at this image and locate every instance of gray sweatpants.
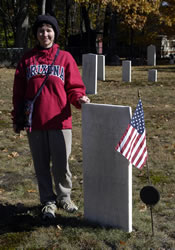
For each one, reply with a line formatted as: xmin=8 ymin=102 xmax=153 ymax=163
xmin=27 ymin=129 xmax=72 ymax=204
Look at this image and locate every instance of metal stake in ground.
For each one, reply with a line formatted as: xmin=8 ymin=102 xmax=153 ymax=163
xmin=138 ymin=90 xmax=160 ymax=236
xmin=139 ymin=137 xmax=160 ymax=236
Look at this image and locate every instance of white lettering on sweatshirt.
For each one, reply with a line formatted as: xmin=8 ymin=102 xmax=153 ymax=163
xmin=27 ymin=65 xmax=64 ymax=82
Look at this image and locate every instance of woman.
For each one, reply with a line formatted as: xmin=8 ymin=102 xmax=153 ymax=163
xmin=12 ymin=14 xmax=90 ymax=219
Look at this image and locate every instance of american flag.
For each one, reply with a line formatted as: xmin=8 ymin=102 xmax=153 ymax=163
xmin=115 ymin=99 xmax=148 ymax=169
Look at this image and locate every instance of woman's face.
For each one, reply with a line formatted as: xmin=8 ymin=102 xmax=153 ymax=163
xmin=37 ymin=23 xmax=55 ymax=48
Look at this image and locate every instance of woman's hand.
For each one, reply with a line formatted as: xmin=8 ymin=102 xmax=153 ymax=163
xmin=78 ymin=95 xmax=90 ymax=105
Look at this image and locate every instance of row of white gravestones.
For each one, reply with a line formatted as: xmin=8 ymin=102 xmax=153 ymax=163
xmin=122 ymin=60 xmax=157 ymax=82
xmin=82 ymin=54 xmax=105 ymax=95
xmin=82 ymin=49 xmax=157 ymax=93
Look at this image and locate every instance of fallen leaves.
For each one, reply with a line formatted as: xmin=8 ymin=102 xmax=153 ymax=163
xmin=0 ymin=99 xmax=5 ymax=104
xmin=119 ymin=240 xmax=126 ymax=245
xmin=8 ymin=151 xmax=19 ymax=158
xmin=2 ymin=148 xmax=8 ymax=152
xmin=55 ymin=225 xmax=62 ymax=237
xmin=1 ymin=148 xmax=20 ymax=158
xmin=139 ymin=204 xmax=147 ymax=212
xmin=167 ymin=193 xmax=174 ymax=199
xmin=27 ymin=189 xmax=37 ymax=193
xmin=0 ymin=188 xmax=5 ymax=193
xmin=56 ymin=225 xmax=62 ymax=230
xmin=13 ymin=134 xmax=24 ymax=139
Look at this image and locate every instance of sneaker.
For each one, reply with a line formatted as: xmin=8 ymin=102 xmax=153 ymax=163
xmin=42 ymin=201 xmax=57 ymax=219
xmin=58 ymin=199 xmax=78 ymax=213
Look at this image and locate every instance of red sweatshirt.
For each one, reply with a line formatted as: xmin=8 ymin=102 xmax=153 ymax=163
xmin=12 ymin=44 xmax=86 ymax=130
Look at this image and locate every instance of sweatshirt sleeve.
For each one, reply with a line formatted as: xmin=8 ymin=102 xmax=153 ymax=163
xmin=11 ymin=59 xmax=27 ymax=123
xmin=64 ymin=53 xmax=86 ymax=109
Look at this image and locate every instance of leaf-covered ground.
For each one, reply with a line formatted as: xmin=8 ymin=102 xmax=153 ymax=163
xmin=0 ymin=65 xmax=175 ymax=249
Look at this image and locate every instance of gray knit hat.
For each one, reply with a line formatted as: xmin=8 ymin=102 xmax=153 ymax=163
xmin=33 ymin=14 xmax=59 ymax=40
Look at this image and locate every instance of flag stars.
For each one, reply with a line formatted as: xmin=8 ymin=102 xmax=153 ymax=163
xmin=130 ymin=100 xmax=145 ymax=134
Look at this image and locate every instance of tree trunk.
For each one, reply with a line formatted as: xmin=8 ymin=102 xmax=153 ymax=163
xmin=36 ymin=0 xmax=42 ymax=14
xmin=46 ymin=0 xmax=56 ymax=16
xmin=129 ymin=28 xmax=134 ymax=59
xmin=65 ymin=0 xmax=71 ymax=47
xmin=103 ymin=4 xmax=111 ymax=54
xmin=2 ymin=18 xmax=9 ymax=47
xmin=81 ymin=3 xmax=96 ymax=53
xmin=14 ymin=0 xmax=30 ymax=48
xmin=36 ymin=0 xmax=56 ymax=16
xmin=103 ymin=4 xmax=118 ymax=64
xmin=109 ymin=11 xmax=117 ymax=53
xmin=42 ymin=0 xmax=46 ymax=14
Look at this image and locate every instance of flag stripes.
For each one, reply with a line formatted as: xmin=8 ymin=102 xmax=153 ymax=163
xmin=115 ymin=99 xmax=148 ymax=169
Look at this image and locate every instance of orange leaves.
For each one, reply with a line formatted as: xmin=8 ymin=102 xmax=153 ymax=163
xmin=115 ymin=0 xmax=160 ymax=30
xmin=71 ymin=0 xmax=161 ymax=31
xmin=124 ymin=13 xmax=147 ymax=30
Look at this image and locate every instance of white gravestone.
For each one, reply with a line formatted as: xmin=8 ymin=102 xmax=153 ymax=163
xmin=82 ymin=54 xmax=97 ymax=95
xmin=122 ymin=60 xmax=131 ymax=82
xmin=97 ymin=55 xmax=105 ymax=81
xmin=82 ymin=103 xmax=132 ymax=232
xmin=147 ymin=45 xmax=156 ymax=66
xmin=148 ymin=69 xmax=157 ymax=82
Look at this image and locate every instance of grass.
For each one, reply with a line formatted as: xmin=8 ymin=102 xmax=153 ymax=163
xmin=0 ymin=64 xmax=175 ymax=249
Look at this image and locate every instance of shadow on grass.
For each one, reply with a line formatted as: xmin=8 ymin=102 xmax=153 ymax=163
xmin=136 ymin=66 xmax=175 ymax=72
xmin=0 ymin=203 xmax=102 ymax=235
